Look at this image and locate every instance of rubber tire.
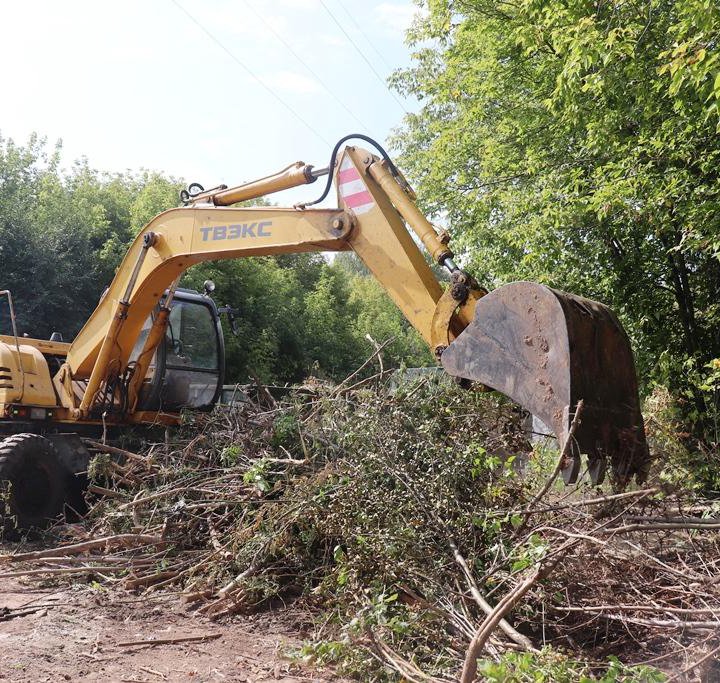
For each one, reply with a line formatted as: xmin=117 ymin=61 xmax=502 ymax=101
xmin=0 ymin=434 xmax=66 ymax=532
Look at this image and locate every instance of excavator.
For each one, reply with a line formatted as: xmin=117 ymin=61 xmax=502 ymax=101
xmin=0 ymin=134 xmax=650 ymax=530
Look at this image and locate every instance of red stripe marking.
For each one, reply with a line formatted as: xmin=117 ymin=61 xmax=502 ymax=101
xmin=338 ymin=167 xmax=360 ymax=183
xmin=343 ymin=190 xmax=373 ymax=209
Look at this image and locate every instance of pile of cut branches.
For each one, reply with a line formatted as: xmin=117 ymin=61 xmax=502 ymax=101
xmin=1 ymin=376 xmax=719 ymax=681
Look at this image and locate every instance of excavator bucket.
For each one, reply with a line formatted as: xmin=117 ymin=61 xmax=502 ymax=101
xmin=441 ymin=282 xmax=650 ymax=486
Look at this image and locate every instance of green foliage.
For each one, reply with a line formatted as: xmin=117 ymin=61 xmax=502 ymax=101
xmin=644 ymin=386 xmax=720 ymax=491
xmin=302 ymin=265 xmax=360 ymax=379
xmin=0 ymin=134 xmax=182 ymax=339
xmin=220 ymin=444 xmax=242 ymax=467
xmin=271 ymin=412 xmax=299 ymax=450
xmin=393 ymin=0 xmax=720 ymax=448
xmin=87 ymin=453 xmax=113 ymax=482
xmin=243 ymin=458 xmax=272 ymax=493
xmin=477 ymin=650 xmax=665 ymax=683
xmin=347 ymin=273 xmax=433 ymax=368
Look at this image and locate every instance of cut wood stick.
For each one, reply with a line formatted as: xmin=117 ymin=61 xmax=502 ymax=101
xmin=182 ymin=589 xmax=213 ymax=603
xmin=124 ymin=571 xmax=179 ymax=589
xmin=449 ymin=540 xmax=535 ymax=652
xmin=215 ymin=559 xmax=261 ymax=600
xmin=0 ymin=566 xmax=126 ymax=578
xmin=87 ymin=484 xmax=129 ymax=499
xmin=116 ymin=633 xmax=221 ymax=647
xmin=520 ymin=400 xmax=584 ymax=528
xmin=0 ymin=534 xmax=163 ymax=562
xmin=83 ymin=439 xmax=152 ymax=465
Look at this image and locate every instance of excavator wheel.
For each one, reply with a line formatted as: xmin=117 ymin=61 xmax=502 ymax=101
xmin=0 ymin=433 xmax=66 ymax=534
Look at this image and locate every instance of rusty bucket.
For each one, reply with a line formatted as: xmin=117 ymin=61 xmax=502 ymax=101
xmin=441 ymin=282 xmax=650 ymax=486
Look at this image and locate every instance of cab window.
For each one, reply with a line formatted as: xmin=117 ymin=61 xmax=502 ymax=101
xmin=166 ymin=301 xmax=219 ymax=371
xmin=160 ymin=299 xmax=221 ymax=411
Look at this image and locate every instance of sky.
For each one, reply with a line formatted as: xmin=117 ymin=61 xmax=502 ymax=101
xmin=1 ymin=0 xmax=423 ymax=205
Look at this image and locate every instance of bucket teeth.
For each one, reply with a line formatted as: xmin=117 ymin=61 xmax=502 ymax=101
xmin=441 ymin=281 xmax=650 ymax=487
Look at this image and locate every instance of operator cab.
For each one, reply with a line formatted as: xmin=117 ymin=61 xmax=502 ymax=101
xmin=131 ymin=289 xmax=225 ymax=412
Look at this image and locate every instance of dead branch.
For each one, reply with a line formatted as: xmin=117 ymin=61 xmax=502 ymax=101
xmin=460 ymin=540 xmax=575 ymax=683
xmin=589 ymin=613 xmax=720 ymax=630
xmin=0 ymin=534 xmax=163 ymax=562
xmin=116 ymin=633 xmax=221 ymax=647
xmin=332 ymin=336 xmax=395 ymax=395
xmin=449 ymin=539 xmax=535 ymax=651
xmin=368 ymin=630 xmax=452 ymax=683
xmin=558 ymin=604 xmax=720 ymax=616
xmin=0 ymin=566 xmax=127 ymax=578
xmin=598 ymin=521 xmax=720 ymax=534
xmin=516 ymin=487 xmax=660 ymax=516
xmin=83 ymin=440 xmax=155 ymax=468
xmin=87 ymin=484 xmax=129 ymax=499
xmin=520 ymin=400 xmax=584 ymax=527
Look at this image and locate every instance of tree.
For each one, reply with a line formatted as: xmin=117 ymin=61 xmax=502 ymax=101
xmin=302 ymin=265 xmax=359 ymax=379
xmin=392 ymin=0 xmax=720 ymax=435
xmin=184 ymin=255 xmax=325 ymax=384
xmin=0 ymin=135 xmax=184 ymax=340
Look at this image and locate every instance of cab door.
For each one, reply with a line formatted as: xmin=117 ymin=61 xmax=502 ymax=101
xmin=133 ymin=291 xmax=224 ymax=412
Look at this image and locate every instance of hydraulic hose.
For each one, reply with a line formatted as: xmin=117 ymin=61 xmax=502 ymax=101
xmin=296 ymin=133 xmax=400 ymax=209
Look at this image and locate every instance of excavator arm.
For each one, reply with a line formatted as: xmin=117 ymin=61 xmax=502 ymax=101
xmin=44 ymin=139 xmax=649 ymax=486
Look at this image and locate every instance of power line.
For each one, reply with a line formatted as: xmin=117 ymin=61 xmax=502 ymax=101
xmin=169 ymin=0 xmax=332 ymax=147
xmin=318 ymin=0 xmax=408 ymax=115
xmin=242 ymin=0 xmax=371 ymax=132
xmin=335 ymin=0 xmax=393 ymax=72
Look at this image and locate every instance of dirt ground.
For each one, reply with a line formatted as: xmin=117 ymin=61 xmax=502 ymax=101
xmin=0 ymin=565 xmax=342 ymax=682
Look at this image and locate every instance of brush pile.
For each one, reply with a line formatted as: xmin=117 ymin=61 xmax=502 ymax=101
xmin=1 ymin=375 xmax=720 ymax=681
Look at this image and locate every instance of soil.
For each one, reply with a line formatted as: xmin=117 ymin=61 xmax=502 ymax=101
xmin=0 ymin=553 xmax=343 ymax=683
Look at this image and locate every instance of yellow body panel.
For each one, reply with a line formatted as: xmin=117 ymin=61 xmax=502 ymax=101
xmin=338 ymin=147 xmax=443 ymax=346
xmin=0 ymin=334 xmax=70 ymax=356
xmin=0 ymin=340 xmax=58 ymax=406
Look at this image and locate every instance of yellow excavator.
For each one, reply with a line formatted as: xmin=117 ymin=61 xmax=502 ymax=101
xmin=0 ymin=134 xmax=650 ymax=529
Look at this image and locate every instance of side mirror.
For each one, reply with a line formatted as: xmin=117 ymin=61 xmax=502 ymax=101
xmin=203 ymin=280 xmax=216 ymax=296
